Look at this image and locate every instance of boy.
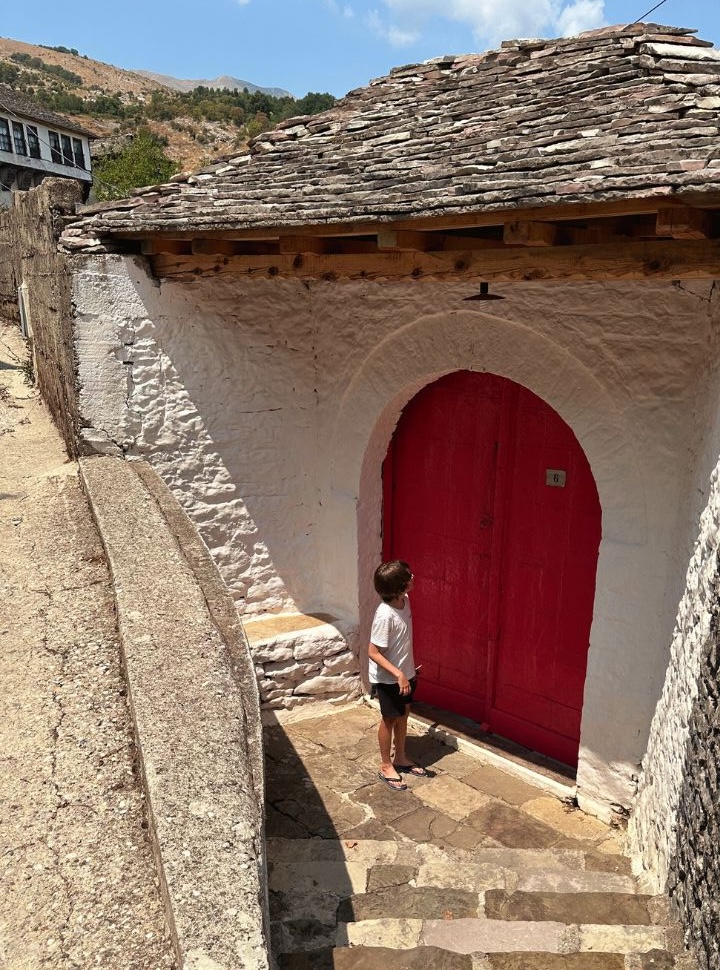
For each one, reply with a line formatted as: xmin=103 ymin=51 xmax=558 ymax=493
xmin=369 ymin=559 xmax=428 ymax=791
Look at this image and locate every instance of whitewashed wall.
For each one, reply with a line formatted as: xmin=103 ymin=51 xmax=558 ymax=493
xmin=73 ymin=254 xmax=716 ymax=815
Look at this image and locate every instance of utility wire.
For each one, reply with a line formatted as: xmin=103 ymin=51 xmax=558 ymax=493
xmin=629 ymin=0 xmax=670 ymax=24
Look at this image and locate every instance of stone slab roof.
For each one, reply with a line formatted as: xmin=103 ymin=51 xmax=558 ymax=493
xmin=70 ymin=23 xmax=720 ymax=241
xmin=0 ymin=84 xmax=95 ymax=138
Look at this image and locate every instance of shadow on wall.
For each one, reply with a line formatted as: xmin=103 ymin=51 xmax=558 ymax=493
xmin=118 ymin=274 xmax=323 ymax=616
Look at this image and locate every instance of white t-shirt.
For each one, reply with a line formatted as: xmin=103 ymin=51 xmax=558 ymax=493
xmin=369 ymin=596 xmax=415 ymax=684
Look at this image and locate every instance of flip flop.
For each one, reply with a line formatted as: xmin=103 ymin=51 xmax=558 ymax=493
xmin=377 ymin=772 xmax=407 ymax=791
xmin=393 ymin=763 xmax=429 ymax=777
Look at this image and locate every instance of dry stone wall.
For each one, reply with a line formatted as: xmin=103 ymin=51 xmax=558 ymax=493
xmin=630 ymin=282 xmax=720 ymax=968
xmin=0 ymin=179 xmax=83 ymax=457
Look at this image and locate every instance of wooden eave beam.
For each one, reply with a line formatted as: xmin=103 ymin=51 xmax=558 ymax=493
xmin=377 ymin=229 xmax=436 ymax=251
xmin=504 ymin=220 xmax=559 ymax=247
xmin=140 ymin=239 xmax=191 ymax=256
xmin=149 ymin=238 xmax=720 ymax=284
xmin=656 ymin=205 xmax=715 ymax=240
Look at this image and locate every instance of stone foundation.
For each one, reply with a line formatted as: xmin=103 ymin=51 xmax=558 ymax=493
xmin=243 ymin=612 xmax=361 ymax=710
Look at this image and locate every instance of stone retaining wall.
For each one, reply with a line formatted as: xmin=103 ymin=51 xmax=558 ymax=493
xmin=0 ymin=179 xmax=83 ymax=457
xmin=243 ymin=613 xmax=360 ymax=711
xmin=629 ymin=282 xmax=720 ymax=969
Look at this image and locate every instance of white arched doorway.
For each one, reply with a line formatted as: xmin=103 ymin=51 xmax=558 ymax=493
xmin=381 ymin=369 xmax=601 ymax=767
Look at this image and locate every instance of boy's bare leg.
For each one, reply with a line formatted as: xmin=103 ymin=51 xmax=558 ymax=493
xmin=378 ymin=716 xmax=400 ymax=777
xmin=391 ymin=708 xmax=411 ymax=766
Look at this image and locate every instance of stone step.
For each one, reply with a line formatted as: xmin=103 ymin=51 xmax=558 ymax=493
xmin=337 ymin=887 xmax=654 ymax=925
xmin=271 ymin=915 xmax=668 ymax=956
xmin=341 ymin=918 xmax=667 ymax=953
xmin=268 ymin=837 xmax=676 ymax=965
xmin=277 ymin=949 xmax=676 ymax=969
xmin=267 ymin=837 xmax=634 ymax=889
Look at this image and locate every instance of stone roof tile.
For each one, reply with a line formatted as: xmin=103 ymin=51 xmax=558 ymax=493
xmin=0 ymin=84 xmax=96 ymax=138
xmin=72 ymin=23 xmax=720 ymax=239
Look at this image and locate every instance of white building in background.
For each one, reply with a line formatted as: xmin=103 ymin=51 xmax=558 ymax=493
xmin=0 ymin=84 xmax=93 ymax=207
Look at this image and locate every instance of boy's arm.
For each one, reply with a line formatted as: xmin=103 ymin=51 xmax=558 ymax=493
xmin=368 ymin=642 xmax=411 ymax=694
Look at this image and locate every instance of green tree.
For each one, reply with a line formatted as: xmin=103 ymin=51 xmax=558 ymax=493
xmin=92 ymin=129 xmax=179 ymax=201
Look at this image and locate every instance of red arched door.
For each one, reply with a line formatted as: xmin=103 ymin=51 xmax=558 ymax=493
xmin=382 ymin=371 xmax=601 ymax=767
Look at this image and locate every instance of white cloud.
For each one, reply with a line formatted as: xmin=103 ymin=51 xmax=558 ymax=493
xmin=557 ymin=0 xmax=605 ymax=36
xmin=377 ymin=0 xmax=607 ymax=49
xmin=325 ymin=0 xmax=355 ymax=15
xmin=236 ymin=0 xmax=251 ymax=5
xmin=387 ymin=25 xmax=421 ymax=46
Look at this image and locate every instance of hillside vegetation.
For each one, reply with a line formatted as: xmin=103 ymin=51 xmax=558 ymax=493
xmin=0 ymin=36 xmax=335 ymax=174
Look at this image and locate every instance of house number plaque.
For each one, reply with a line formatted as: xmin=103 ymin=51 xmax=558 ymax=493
xmin=546 ymin=469 xmax=567 ymax=487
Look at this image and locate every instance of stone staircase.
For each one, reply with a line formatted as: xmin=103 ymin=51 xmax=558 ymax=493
xmin=264 ymin=705 xmax=694 ymax=969
xmin=270 ymin=837 xmax=682 ymax=968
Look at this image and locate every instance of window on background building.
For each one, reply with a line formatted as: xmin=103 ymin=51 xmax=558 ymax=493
xmin=48 ymin=130 xmax=61 ymax=163
xmin=60 ymin=134 xmax=73 ymax=166
xmin=27 ymin=125 xmax=41 ymax=159
xmin=12 ymin=122 xmax=27 ymax=155
xmin=72 ymin=138 xmax=85 ymax=169
xmin=0 ymin=119 xmax=11 ymax=152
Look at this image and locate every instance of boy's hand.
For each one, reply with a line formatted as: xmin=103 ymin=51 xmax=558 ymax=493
xmin=398 ymin=673 xmax=411 ymax=695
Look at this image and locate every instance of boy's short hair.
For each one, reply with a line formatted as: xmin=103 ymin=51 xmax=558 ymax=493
xmin=374 ymin=560 xmax=413 ymax=603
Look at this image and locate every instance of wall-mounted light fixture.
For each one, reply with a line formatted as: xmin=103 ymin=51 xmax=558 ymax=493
xmin=463 ymin=282 xmax=505 ymax=301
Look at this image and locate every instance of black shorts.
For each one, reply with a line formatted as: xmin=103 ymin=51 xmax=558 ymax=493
xmin=371 ymin=678 xmax=417 ymax=718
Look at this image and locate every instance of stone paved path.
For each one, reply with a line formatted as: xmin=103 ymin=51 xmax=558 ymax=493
xmin=0 ymin=322 xmax=175 ymax=968
xmin=264 ymin=703 xmax=695 ymax=969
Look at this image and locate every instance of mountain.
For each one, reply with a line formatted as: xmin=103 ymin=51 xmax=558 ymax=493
xmin=136 ymin=70 xmax=292 ymax=99
xmin=0 ymin=36 xmax=332 ymax=174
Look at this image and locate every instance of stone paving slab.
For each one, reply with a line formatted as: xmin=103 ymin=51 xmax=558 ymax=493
xmin=423 ymin=918 xmax=569 ymax=954
xmin=624 ymin=953 xmax=676 ymax=969
xmin=483 ymin=890 xmax=652 ymax=925
xmin=367 ymin=863 xmax=418 ymax=891
xmin=270 ymin=887 xmax=341 ymax=923
xmin=269 ymin=860 xmax=369 ymax=894
xmin=267 ymin=837 xmax=399 ymax=864
xmin=482 ymin=955 xmax=626 ymax=969
xmin=415 ymin=773 xmax=492 ymax=819
xmin=276 ymin=918 xmax=339 ymax=952
xmin=393 ymin=805 xmax=462 ymax=842
xmin=333 ymin=946 xmax=475 ymax=969
xmin=516 ymin=870 xmax=637 ymax=893
xmin=417 ymin=862 xmax=517 ymax=891
xmin=338 ymin=886 xmax=482 ymax=921
xmin=577 ymin=924 xmax=667 ymax=952
xmin=465 ymin=802 xmax=574 ymax=848
xmin=339 ymin=917 xmax=423 ymax=948
xmin=462 ymin=765 xmax=548 ymax=807
xmin=522 ymin=798 xmax=611 ymax=843
xmin=278 ymin=947 xmax=474 ymax=969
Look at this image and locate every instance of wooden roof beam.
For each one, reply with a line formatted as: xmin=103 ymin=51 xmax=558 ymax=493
xmin=377 ymin=229 xmax=436 ymax=251
xmin=503 ymin=220 xmax=559 ymax=247
xmin=140 ymin=239 xmax=192 ymax=256
xmin=149 ymin=238 xmax=720 ymax=284
xmin=656 ymin=206 xmax=714 ymax=240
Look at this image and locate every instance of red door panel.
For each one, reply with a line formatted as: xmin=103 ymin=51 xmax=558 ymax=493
xmin=383 ymin=371 xmax=601 ymax=767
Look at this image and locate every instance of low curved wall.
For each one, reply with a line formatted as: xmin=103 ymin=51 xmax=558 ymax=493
xmin=80 ymin=456 xmax=269 ymax=970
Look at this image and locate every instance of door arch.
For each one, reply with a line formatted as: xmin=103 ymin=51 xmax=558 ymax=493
xmin=382 ymin=370 xmax=601 ymax=767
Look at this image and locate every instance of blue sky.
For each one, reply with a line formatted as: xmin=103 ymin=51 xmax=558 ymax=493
xmin=2 ymin=0 xmax=719 ymax=97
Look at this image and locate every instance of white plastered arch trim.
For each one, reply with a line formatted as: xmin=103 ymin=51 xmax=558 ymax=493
xmin=329 ymin=305 xmax=647 ymax=546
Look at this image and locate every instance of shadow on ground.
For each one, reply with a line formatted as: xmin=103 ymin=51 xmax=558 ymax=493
xmin=263 ymin=703 xmax=631 ymax=969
